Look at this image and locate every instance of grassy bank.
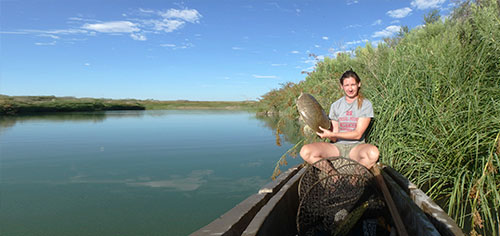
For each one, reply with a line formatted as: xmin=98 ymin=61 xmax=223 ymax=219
xmin=0 ymin=95 xmax=257 ymax=115
xmin=0 ymin=95 xmax=145 ymax=115
xmin=142 ymin=100 xmax=257 ymax=110
xmin=258 ymin=1 xmax=500 ymax=235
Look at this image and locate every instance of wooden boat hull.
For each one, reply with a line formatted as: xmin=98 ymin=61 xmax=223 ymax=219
xmin=191 ymin=164 xmax=463 ymax=236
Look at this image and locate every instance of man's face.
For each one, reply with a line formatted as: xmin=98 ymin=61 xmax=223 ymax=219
xmin=341 ymin=77 xmax=361 ymax=99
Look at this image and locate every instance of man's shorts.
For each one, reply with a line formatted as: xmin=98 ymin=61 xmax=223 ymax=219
xmin=333 ymin=141 xmax=364 ymax=159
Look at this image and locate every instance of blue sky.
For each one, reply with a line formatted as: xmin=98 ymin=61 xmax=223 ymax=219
xmin=0 ymin=0 xmax=454 ymax=101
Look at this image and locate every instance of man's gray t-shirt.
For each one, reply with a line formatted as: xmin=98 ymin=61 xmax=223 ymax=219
xmin=329 ymin=96 xmax=374 ymax=144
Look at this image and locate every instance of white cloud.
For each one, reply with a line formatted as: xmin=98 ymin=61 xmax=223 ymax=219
xmin=178 ymin=42 xmax=194 ymax=49
xmin=322 ymin=36 xmax=329 ymax=40
xmin=372 ymin=19 xmax=382 ymax=26
xmin=22 ymin=29 xmax=88 ymax=35
xmin=387 ymin=7 xmax=412 ymax=18
xmin=139 ymin=8 xmax=155 ymax=13
xmin=411 ymin=0 xmax=446 ymax=10
xmin=290 ymin=50 xmax=300 ymax=54
xmin=232 ymin=46 xmax=243 ymax=50
xmin=84 ymin=63 xmax=90 ymax=66
xmin=271 ymin=63 xmax=287 ymax=66
xmin=160 ymin=9 xmax=202 ymax=23
xmin=130 ymin=33 xmax=147 ymax=41
xmin=49 ymin=29 xmax=89 ymax=34
xmin=304 ymin=58 xmax=317 ymax=65
xmin=253 ymin=75 xmax=278 ymax=79
xmin=314 ymin=45 xmax=320 ymax=48
xmin=151 ymin=19 xmax=185 ymax=32
xmin=7 ymin=7 xmax=203 ymax=44
xmin=68 ymin=17 xmax=85 ymax=21
xmin=132 ymin=8 xmax=203 ymax=35
xmin=347 ymin=0 xmax=359 ymax=5
xmin=372 ymin=25 xmax=401 ymax=38
xmin=345 ymin=24 xmax=361 ymax=29
xmin=160 ymin=43 xmax=176 ymax=47
xmin=391 ymin=20 xmax=401 ymax=24
xmin=82 ymin=21 xmax=139 ymax=33
xmin=160 ymin=42 xmax=193 ymax=49
xmin=34 ymin=41 xmax=56 ymax=46
xmin=39 ymin=34 xmax=60 ymax=39
xmin=346 ymin=39 xmax=368 ymax=45
xmin=136 ymin=8 xmax=201 ymax=33
xmin=67 ymin=17 xmax=99 ymax=23
xmin=0 ymin=31 xmax=28 ymax=34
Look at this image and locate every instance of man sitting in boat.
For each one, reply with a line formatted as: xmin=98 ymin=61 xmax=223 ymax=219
xmin=299 ymin=70 xmax=379 ymax=170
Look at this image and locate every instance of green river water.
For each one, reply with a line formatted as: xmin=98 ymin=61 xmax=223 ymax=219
xmin=0 ymin=110 xmax=302 ymax=236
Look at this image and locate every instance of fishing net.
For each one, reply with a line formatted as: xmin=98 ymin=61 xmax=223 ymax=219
xmin=296 ymin=156 xmax=385 ymax=236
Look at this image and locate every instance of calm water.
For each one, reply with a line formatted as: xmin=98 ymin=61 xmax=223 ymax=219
xmin=0 ymin=110 xmax=301 ymax=236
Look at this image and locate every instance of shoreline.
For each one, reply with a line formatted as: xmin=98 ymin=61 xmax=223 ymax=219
xmin=0 ymin=95 xmax=257 ymax=115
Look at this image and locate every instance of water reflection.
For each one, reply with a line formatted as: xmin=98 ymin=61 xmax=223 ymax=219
xmin=0 ymin=110 xmax=176 ymax=133
xmin=0 ymin=112 xmax=109 ymax=133
xmin=255 ymin=114 xmax=304 ymax=145
xmin=0 ymin=110 xmax=303 ymax=236
xmin=128 ymin=169 xmax=214 ymax=191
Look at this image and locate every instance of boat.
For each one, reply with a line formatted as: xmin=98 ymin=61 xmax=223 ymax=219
xmin=190 ymin=162 xmax=464 ymax=236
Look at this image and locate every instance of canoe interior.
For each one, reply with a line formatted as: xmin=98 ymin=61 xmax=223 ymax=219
xmin=191 ymin=164 xmax=464 ymax=236
xmin=382 ymin=166 xmax=464 ymax=236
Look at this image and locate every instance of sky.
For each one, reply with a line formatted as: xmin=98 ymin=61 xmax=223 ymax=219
xmin=0 ymin=0 xmax=454 ymax=101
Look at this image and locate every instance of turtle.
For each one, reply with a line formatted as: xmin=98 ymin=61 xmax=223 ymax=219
xmin=296 ymin=93 xmax=331 ymax=133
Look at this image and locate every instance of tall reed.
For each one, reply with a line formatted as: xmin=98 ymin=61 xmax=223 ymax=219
xmin=258 ymin=1 xmax=500 ymax=234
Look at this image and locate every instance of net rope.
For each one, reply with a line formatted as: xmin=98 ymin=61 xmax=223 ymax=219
xmin=296 ymin=156 xmax=385 ymax=236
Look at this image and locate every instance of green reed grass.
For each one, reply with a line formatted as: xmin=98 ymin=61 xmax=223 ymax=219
xmin=258 ymin=1 xmax=500 ymax=235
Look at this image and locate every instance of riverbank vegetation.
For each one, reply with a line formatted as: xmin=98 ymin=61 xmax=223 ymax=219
xmin=258 ymin=1 xmax=500 ymax=235
xmin=0 ymin=95 xmax=145 ymax=115
xmin=143 ymin=100 xmax=256 ymax=110
xmin=0 ymin=95 xmax=256 ymax=115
